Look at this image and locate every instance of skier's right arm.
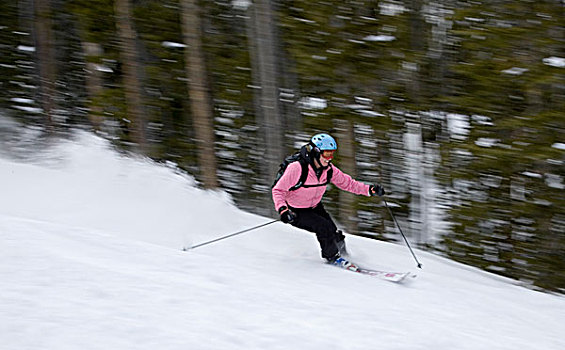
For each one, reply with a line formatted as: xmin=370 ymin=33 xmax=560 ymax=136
xmin=271 ymin=162 xmax=302 ymax=212
xmin=278 ymin=206 xmax=296 ymax=224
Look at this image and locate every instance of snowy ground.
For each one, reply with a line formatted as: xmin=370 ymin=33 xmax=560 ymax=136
xmin=1 ymin=131 xmax=564 ymax=350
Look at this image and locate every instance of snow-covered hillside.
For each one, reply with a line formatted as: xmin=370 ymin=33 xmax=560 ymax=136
xmin=1 ymin=132 xmax=563 ymax=350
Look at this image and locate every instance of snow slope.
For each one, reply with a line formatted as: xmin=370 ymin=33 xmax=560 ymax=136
xmin=1 ymin=132 xmax=563 ymax=350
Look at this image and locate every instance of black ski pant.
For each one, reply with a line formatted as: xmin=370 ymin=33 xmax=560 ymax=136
xmin=289 ymin=203 xmax=345 ymax=260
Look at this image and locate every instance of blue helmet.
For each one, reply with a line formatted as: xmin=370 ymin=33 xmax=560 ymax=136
xmin=310 ymin=133 xmax=337 ymax=151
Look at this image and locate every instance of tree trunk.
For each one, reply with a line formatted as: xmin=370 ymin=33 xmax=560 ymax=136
xmin=405 ymin=122 xmax=424 ymax=245
xmin=180 ymin=0 xmax=219 ymax=189
xmin=407 ymin=0 xmax=424 ymax=104
xmin=34 ymin=0 xmax=56 ymax=128
xmin=245 ymin=3 xmax=263 ymax=137
xmin=81 ymin=42 xmax=104 ymax=130
xmin=250 ymin=0 xmax=284 ymax=213
xmin=114 ymin=0 xmax=146 ymax=150
xmin=336 ymin=118 xmax=358 ymax=235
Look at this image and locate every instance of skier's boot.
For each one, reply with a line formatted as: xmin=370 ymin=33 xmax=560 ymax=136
xmin=327 ymin=253 xmax=357 ymax=271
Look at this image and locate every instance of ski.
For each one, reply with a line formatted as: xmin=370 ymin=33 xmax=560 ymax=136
xmin=355 ymin=266 xmax=414 ymax=283
xmin=331 ymin=261 xmax=415 ymax=283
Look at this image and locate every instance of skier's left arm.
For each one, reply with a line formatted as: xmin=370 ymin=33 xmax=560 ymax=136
xmin=331 ymin=165 xmax=385 ymax=197
xmin=330 ymin=165 xmax=372 ymax=196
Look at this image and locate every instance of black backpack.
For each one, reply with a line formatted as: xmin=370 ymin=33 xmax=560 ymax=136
xmin=272 ymin=145 xmax=333 ymax=191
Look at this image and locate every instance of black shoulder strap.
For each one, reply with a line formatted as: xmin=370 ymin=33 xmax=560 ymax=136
xmin=300 ymin=164 xmax=333 ymax=189
xmin=289 ymin=158 xmax=309 ymax=191
xmin=288 ymin=146 xmax=333 ymax=191
xmin=326 ymin=164 xmax=333 ymax=183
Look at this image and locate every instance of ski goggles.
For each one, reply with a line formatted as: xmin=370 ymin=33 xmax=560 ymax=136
xmin=321 ymin=150 xmax=335 ymax=161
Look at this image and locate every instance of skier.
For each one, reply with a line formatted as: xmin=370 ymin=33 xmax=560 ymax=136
xmin=272 ymin=133 xmax=385 ymax=268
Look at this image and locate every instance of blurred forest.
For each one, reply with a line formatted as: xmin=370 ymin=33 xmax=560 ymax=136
xmin=0 ymin=0 xmax=564 ymax=293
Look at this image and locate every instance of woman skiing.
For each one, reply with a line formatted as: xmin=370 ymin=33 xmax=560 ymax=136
xmin=272 ymin=133 xmax=385 ymax=268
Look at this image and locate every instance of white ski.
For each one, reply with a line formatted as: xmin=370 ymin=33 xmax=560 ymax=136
xmin=356 ymin=267 xmax=415 ymax=283
xmin=332 ymin=262 xmax=415 ymax=283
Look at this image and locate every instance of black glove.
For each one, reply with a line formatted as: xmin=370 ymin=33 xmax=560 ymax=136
xmin=369 ymin=184 xmax=385 ymax=197
xmin=278 ymin=206 xmax=296 ymax=224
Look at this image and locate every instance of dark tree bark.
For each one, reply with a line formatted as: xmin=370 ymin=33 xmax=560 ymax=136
xmin=115 ymin=0 xmax=146 ymax=150
xmin=180 ymin=0 xmax=219 ymax=189
xmin=249 ymin=0 xmax=284 ymax=212
xmin=34 ymin=0 xmax=57 ymax=128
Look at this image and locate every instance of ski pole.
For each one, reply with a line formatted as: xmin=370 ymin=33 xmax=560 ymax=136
xmin=383 ymin=199 xmax=423 ymax=269
xmin=185 ymin=219 xmax=278 ymax=250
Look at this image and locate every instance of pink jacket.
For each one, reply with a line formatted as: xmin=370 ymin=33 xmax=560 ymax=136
xmin=272 ymin=161 xmax=371 ymax=211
